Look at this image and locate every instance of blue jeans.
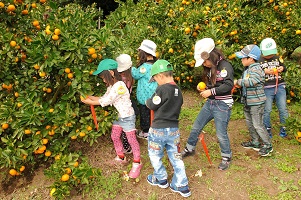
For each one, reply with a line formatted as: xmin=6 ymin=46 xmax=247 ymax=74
xmin=244 ymin=104 xmax=271 ymax=145
xmin=113 ymin=115 xmax=136 ymax=132
xmin=263 ymin=84 xmax=288 ymax=128
xmin=148 ymin=127 xmax=189 ymax=187
xmin=186 ymin=99 xmax=232 ymax=158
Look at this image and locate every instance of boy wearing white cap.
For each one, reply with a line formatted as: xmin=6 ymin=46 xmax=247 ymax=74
xmin=181 ymin=38 xmax=234 ymax=170
xmin=259 ymin=38 xmax=288 ymax=138
xmin=132 ymin=39 xmax=158 ymax=140
xmin=235 ymin=44 xmax=273 ymax=157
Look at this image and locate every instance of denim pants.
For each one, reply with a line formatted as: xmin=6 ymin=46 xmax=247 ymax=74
xmin=263 ymin=84 xmax=288 ymax=128
xmin=148 ymin=127 xmax=189 ymax=187
xmin=186 ymin=99 xmax=232 ymax=158
xmin=244 ymin=104 xmax=271 ymax=145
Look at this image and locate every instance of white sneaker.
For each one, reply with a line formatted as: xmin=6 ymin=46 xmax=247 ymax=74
xmin=137 ymin=130 xmax=148 ymax=140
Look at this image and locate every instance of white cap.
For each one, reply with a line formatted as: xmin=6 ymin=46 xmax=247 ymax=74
xmin=260 ymin=38 xmax=277 ymax=56
xmin=138 ymin=39 xmax=157 ymax=57
xmin=116 ymin=54 xmax=132 ymax=72
xmin=194 ymin=38 xmax=215 ymax=67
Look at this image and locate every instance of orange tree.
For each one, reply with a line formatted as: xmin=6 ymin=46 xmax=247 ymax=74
xmin=0 ymin=0 xmax=119 ymax=198
xmin=102 ymin=0 xmax=301 ymax=98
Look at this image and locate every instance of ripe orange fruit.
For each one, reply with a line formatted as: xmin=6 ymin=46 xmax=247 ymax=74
xmin=24 ymin=129 xmax=31 ymax=134
xmin=45 ymin=29 xmax=51 ymax=35
xmin=296 ymin=30 xmax=301 ymax=35
xmin=48 ymin=129 xmax=55 ymax=136
xmin=87 ymin=126 xmax=92 ymax=131
xmin=184 ymin=27 xmax=191 ymax=34
xmin=45 ymin=125 xmax=51 ymax=130
xmin=88 ymin=47 xmax=96 ymax=55
xmin=61 ymin=174 xmax=70 ymax=181
xmin=71 ymin=135 xmax=77 ymax=140
xmin=20 ymin=166 xmax=25 ymax=172
xmin=49 ymin=108 xmax=54 ymax=113
xmin=10 ymin=41 xmax=17 ymax=47
xmin=39 ymin=71 xmax=46 ymax=77
xmin=9 ymin=169 xmax=17 ymax=176
xmin=73 ymin=161 xmax=79 ymax=167
xmin=39 ymin=145 xmax=47 ymax=151
xmin=40 ymin=0 xmax=46 ymax=3
xmin=168 ymin=48 xmax=174 ymax=53
xmin=42 ymin=138 xmax=49 ymax=144
xmin=46 ymin=88 xmax=52 ymax=93
xmin=287 ymin=99 xmax=291 ymax=104
xmin=45 ymin=151 xmax=51 ymax=157
xmin=7 ymin=5 xmax=16 ymax=12
xmin=34 ymin=64 xmax=40 ymax=70
xmin=67 ymin=73 xmax=73 ymax=79
xmin=21 ymin=10 xmax=29 ymax=15
xmin=32 ymin=20 xmax=39 ymax=27
xmin=54 ymin=28 xmax=61 ymax=35
xmin=65 ymin=68 xmax=71 ymax=74
xmin=79 ymin=132 xmax=86 ymax=137
xmin=54 ymin=154 xmax=60 ymax=160
xmin=91 ymin=53 xmax=97 ymax=59
xmin=31 ymin=3 xmax=37 ymax=8
xmin=65 ymin=168 xmax=72 ymax=174
xmin=2 ymin=123 xmax=9 ymax=130
xmin=197 ymin=82 xmax=206 ymax=90
xmin=52 ymin=34 xmax=59 ymax=41
xmin=0 ymin=2 xmax=4 ymax=8
xmin=36 ymin=130 xmax=41 ymax=135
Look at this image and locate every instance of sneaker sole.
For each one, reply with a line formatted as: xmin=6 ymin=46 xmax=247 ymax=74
xmin=259 ymin=148 xmax=273 ymax=157
xmin=170 ymin=186 xmax=191 ymax=198
xmin=242 ymin=146 xmax=260 ymax=151
xmin=147 ymin=178 xmax=169 ymax=189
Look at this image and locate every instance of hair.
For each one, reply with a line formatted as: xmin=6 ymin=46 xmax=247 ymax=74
xmin=201 ymin=48 xmax=225 ymax=85
xmin=119 ymin=68 xmax=135 ymax=89
xmin=160 ymin=70 xmax=173 ymax=77
xmin=99 ymin=69 xmax=122 ymax=87
xmin=137 ymin=50 xmax=157 ymax=66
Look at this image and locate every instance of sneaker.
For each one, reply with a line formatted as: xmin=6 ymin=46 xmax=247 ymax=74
xmin=147 ymin=174 xmax=169 ymax=189
xmin=137 ymin=130 xmax=148 ymax=140
xmin=169 ymin=184 xmax=191 ymax=198
xmin=266 ymin=127 xmax=272 ymax=138
xmin=181 ymin=147 xmax=195 ymax=158
xmin=128 ymin=162 xmax=142 ymax=178
xmin=111 ymin=156 xmax=128 ymax=166
xmin=241 ymin=141 xmax=261 ymax=151
xmin=123 ymin=147 xmax=132 ymax=154
xmin=218 ymin=157 xmax=231 ymax=171
xmin=279 ymin=127 xmax=287 ymax=138
xmin=258 ymin=145 xmax=273 ymax=156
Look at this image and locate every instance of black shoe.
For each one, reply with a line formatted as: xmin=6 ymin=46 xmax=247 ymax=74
xmin=218 ymin=157 xmax=231 ymax=170
xmin=258 ymin=145 xmax=273 ymax=156
xmin=241 ymin=141 xmax=261 ymax=151
xmin=181 ymin=147 xmax=195 ymax=158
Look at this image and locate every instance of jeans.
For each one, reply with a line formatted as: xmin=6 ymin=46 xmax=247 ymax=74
xmin=244 ymin=104 xmax=271 ymax=145
xmin=148 ymin=127 xmax=189 ymax=187
xmin=113 ymin=115 xmax=136 ymax=132
xmin=186 ymin=99 xmax=232 ymax=158
xmin=263 ymin=84 xmax=288 ymax=128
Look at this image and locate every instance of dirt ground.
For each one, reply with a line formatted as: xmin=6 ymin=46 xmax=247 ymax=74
xmin=1 ymin=90 xmax=300 ymax=200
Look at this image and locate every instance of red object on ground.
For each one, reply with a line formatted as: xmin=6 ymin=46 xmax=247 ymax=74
xmin=90 ymin=105 xmax=98 ymax=131
xmin=199 ymin=133 xmax=212 ymax=165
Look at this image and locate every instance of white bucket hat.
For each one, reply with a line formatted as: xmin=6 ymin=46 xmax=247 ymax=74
xmin=138 ymin=39 xmax=157 ymax=57
xmin=194 ymin=38 xmax=215 ymax=67
xmin=260 ymin=38 xmax=277 ymax=56
xmin=116 ymin=54 xmax=132 ymax=72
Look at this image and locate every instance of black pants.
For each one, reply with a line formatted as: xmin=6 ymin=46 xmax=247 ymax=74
xmin=139 ymin=104 xmax=150 ymax=133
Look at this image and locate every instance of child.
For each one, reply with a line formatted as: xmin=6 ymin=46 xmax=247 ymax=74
xmin=116 ymin=54 xmax=137 ymax=154
xmin=181 ymin=38 xmax=233 ymax=171
xmin=146 ymin=59 xmax=191 ymax=198
xmin=81 ymin=59 xmax=142 ymax=178
xmin=132 ymin=39 xmax=158 ymax=140
xmin=259 ymin=38 xmax=289 ymax=138
xmin=235 ymin=44 xmax=273 ymax=156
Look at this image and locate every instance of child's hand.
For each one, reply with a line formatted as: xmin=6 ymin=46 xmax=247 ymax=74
xmin=200 ymin=89 xmax=211 ymax=98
